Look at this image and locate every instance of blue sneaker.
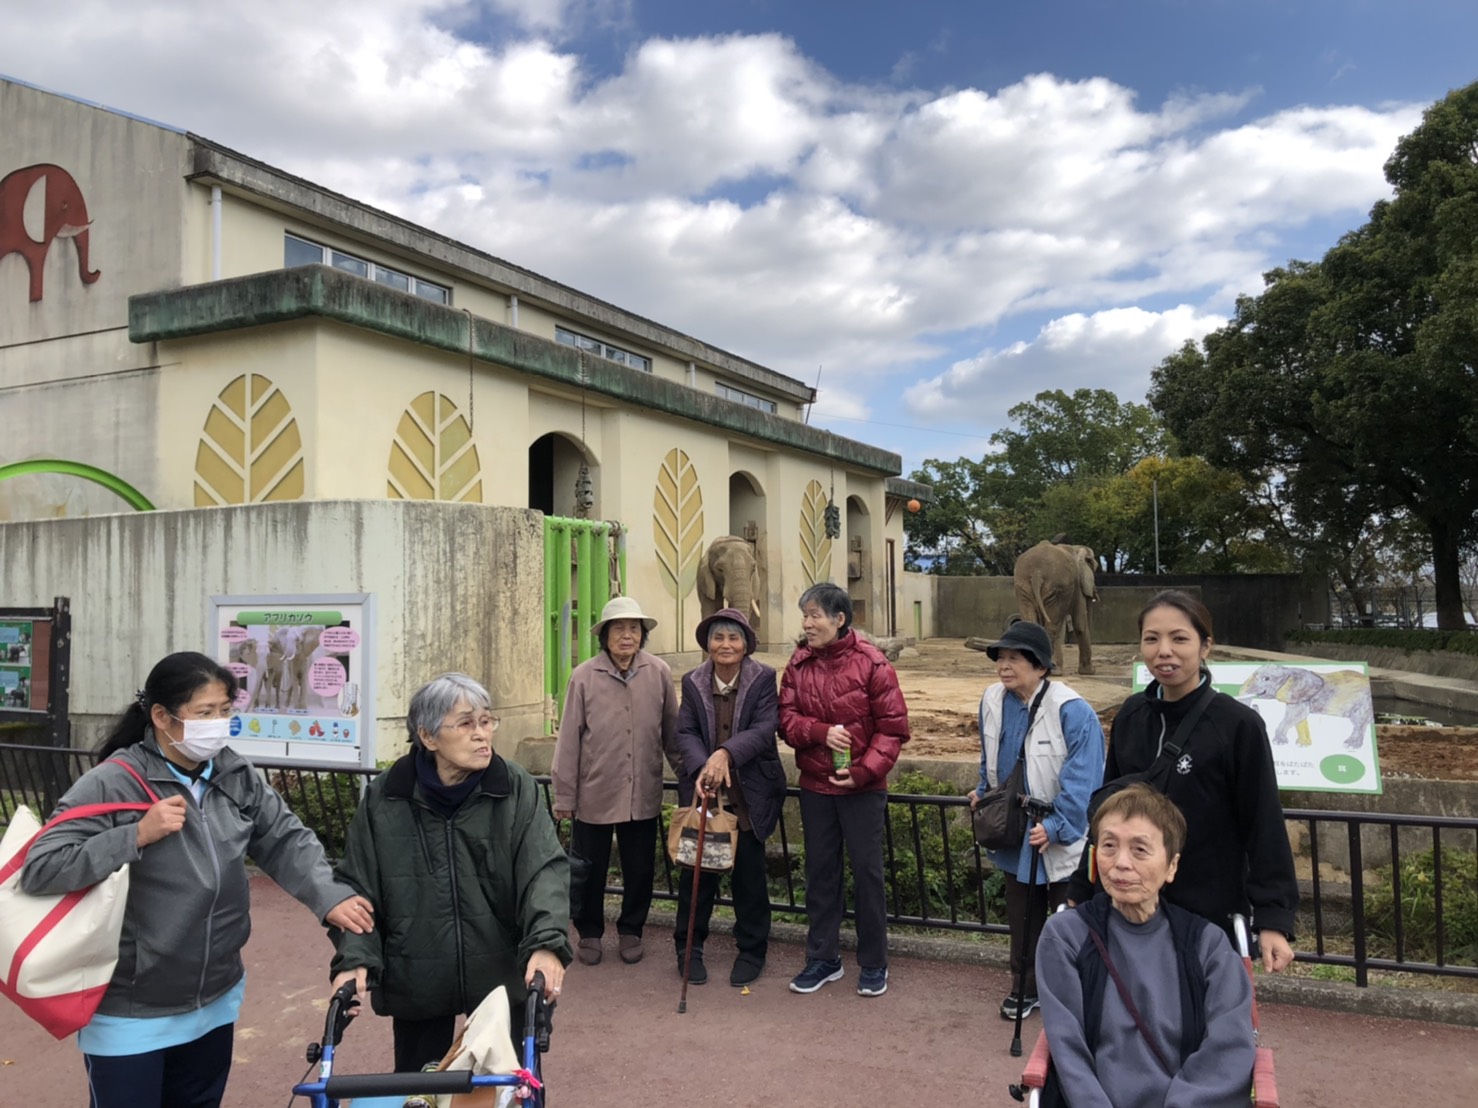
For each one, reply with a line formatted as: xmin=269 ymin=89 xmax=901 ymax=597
xmin=857 ymin=967 xmax=889 ymax=997
xmin=789 ymin=958 xmax=844 ymax=994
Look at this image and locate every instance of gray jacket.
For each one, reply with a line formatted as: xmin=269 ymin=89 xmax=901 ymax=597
xmin=21 ymin=737 xmax=354 ymax=1019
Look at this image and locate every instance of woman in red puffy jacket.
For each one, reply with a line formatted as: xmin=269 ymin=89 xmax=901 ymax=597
xmin=780 ymin=583 xmax=910 ymax=998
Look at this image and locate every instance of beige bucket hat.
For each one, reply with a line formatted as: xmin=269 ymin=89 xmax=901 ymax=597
xmin=593 ymin=596 xmax=658 ymax=635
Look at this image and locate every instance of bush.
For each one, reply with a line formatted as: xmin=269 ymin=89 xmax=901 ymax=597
xmin=267 ymin=769 xmax=363 ymax=859
xmin=1287 ymin=628 xmax=1478 ymax=657
xmin=1365 ymin=847 xmax=1478 ymax=964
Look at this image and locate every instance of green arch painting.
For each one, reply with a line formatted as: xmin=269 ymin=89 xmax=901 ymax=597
xmin=0 ymin=460 xmax=155 ymax=511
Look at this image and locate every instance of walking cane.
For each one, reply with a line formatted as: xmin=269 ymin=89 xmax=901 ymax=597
xmin=678 ymin=789 xmax=711 ymax=1014
xmin=1011 ymin=796 xmax=1055 ymax=1057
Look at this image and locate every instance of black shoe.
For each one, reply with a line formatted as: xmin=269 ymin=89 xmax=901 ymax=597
xmin=1000 ymin=993 xmax=1039 ymax=1020
xmin=730 ymin=955 xmax=765 ymax=987
xmin=677 ymin=951 xmax=708 ymax=985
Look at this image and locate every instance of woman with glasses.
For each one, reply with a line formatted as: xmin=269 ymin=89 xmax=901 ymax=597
xmin=331 ymin=672 xmax=572 ymax=1072
xmin=21 ymin=651 xmax=375 ymax=1108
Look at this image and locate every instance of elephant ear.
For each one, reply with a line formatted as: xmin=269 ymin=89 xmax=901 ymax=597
xmin=1076 ymin=548 xmax=1098 ymax=598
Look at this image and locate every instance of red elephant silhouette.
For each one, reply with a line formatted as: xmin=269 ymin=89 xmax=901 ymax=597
xmin=0 ymin=163 xmax=101 ymax=302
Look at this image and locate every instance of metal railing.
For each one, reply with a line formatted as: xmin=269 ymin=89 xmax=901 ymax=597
xmin=5 ymin=743 xmax=1475 ymax=986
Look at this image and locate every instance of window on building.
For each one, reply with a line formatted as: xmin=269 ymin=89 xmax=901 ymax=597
xmin=284 ymin=233 xmax=450 ymax=304
xmin=555 ymin=326 xmax=652 ymax=372
xmin=716 ymin=382 xmax=778 ymax=413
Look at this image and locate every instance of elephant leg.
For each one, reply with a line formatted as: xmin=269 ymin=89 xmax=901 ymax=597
xmin=1073 ymin=597 xmax=1094 ymax=675
xmin=697 ymin=558 xmax=720 ymax=620
xmin=1345 ymin=702 xmax=1372 ymax=750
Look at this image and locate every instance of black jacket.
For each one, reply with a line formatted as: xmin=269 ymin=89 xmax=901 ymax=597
xmin=331 ymin=753 xmax=572 ymax=1021
xmin=1067 ymin=684 xmax=1298 ymax=938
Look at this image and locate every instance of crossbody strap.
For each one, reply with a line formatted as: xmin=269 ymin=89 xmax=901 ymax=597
xmin=1145 ymin=680 xmax=1215 ymax=784
xmin=987 ymin=679 xmax=1051 ymax=786
xmin=1087 ymin=923 xmax=1175 ymax=1078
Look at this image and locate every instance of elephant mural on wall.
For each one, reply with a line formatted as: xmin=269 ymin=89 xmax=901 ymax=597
xmin=1012 ymin=540 xmax=1098 ymax=675
xmin=0 ymin=164 xmax=101 ymax=303
xmin=697 ymin=535 xmax=762 ymax=631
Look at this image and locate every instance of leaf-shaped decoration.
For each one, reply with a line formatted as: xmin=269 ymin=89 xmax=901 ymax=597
xmin=653 ymin=449 xmax=705 ymax=623
xmin=386 ymin=391 xmax=483 ymax=502
xmin=194 ymin=374 xmax=305 ymax=506
xmin=800 ymin=479 xmax=833 ymax=586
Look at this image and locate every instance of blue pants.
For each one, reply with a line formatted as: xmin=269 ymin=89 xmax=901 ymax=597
xmin=83 ymin=1022 xmax=233 ymax=1108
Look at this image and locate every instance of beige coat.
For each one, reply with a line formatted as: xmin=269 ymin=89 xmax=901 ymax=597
xmin=552 ymin=650 xmax=680 ymax=824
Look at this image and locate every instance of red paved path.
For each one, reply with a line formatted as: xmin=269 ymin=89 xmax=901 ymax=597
xmin=3 ymin=876 xmax=1475 ymax=1106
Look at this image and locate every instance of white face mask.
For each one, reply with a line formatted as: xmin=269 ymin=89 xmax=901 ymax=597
xmin=172 ymin=717 xmax=232 ymax=762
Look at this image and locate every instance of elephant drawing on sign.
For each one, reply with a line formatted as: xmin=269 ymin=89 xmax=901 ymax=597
xmin=1238 ymin=664 xmax=1373 ymax=750
xmin=0 ymin=164 xmax=101 ymax=303
xmin=697 ymin=535 xmax=762 ymax=631
xmin=1012 ymin=540 xmax=1098 ymax=675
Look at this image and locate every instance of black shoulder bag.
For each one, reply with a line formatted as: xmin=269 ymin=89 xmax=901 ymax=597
xmin=972 ymin=680 xmax=1050 ymax=850
xmin=1087 ymin=682 xmax=1215 ymax=822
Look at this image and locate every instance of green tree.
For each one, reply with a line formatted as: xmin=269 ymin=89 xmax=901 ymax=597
xmin=1151 ymin=84 xmax=1478 ymax=629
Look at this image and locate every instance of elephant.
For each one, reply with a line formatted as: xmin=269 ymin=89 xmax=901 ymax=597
xmin=1238 ymin=664 xmax=1373 ymax=750
xmin=0 ymin=163 xmax=101 ymax=303
xmin=697 ymin=535 xmax=762 ymax=631
xmin=1012 ymin=540 xmax=1098 ymax=675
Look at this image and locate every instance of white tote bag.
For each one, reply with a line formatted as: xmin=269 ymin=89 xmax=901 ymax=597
xmin=0 ymin=763 xmax=157 ymax=1039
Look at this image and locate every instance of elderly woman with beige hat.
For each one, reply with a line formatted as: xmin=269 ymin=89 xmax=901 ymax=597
xmin=552 ymin=596 xmax=680 ymax=966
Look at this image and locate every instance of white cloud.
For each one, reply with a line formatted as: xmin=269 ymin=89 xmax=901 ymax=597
xmin=904 ymin=305 xmax=1228 ymax=420
xmin=0 ymin=7 xmax=1428 ymax=434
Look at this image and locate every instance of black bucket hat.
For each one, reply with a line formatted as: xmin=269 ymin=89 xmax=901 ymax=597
xmin=985 ymin=620 xmax=1057 ymax=673
xmin=694 ymin=607 xmax=758 ymax=656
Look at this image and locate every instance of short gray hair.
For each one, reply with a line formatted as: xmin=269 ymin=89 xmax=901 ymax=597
xmin=407 ymin=672 xmax=492 ymax=748
xmin=705 ymin=618 xmax=745 ymax=644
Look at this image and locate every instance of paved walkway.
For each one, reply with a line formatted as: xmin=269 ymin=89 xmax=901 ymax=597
xmin=4 ymin=877 xmax=1475 ymax=1106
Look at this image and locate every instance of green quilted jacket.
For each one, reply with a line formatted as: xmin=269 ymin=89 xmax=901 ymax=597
xmin=331 ymin=752 xmax=572 ymax=1020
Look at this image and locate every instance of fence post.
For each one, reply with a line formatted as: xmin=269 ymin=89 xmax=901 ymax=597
xmin=1348 ymin=819 xmax=1368 ymax=988
xmin=544 ymin=521 xmax=558 ymax=734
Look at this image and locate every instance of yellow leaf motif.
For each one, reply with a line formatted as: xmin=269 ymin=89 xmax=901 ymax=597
xmin=800 ymin=479 xmax=832 ymax=586
xmin=194 ymin=374 xmax=304 ymax=506
xmin=386 ymin=392 xmax=483 ymax=502
xmin=653 ymin=450 xmax=705 ymax=628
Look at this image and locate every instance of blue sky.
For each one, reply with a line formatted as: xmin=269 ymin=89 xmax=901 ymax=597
xmin=3 ymin=0 xmax=1474 ymax=475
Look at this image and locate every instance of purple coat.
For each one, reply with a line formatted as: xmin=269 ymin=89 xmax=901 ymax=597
xmin=675 ymin=656 xmax=786 ymax=840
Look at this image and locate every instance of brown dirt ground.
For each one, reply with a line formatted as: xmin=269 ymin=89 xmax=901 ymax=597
xmin=736 ymin=638 xmax=1478 ymax=781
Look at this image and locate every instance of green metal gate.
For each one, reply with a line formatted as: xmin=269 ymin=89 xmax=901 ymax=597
xmin=544 ymin=517 xmax=626 ymax=732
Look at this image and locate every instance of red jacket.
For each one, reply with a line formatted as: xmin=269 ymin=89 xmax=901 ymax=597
xmin=779 ymin=631 xmax=910 ymax=793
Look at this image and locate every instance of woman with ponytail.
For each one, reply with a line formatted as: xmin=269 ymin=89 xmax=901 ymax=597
xmin=21 ymin=651 xmax=374 ymax=1108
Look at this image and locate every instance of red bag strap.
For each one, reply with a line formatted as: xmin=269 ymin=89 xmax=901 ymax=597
xmin=0 ymin=759 xmax=164 ymax=884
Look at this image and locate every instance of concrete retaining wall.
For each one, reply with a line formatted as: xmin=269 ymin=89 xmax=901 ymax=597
xmin=0 ymin=500 xmax=546 ymax=759
xmin=1285 ymin=642 xmax=1478 ymax=686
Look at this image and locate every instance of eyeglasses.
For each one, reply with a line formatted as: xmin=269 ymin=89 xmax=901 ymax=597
xmin=173 ymin=707 xmax=235 ymax=721
xmin=441 ymin=714 xmax=500 ymax=737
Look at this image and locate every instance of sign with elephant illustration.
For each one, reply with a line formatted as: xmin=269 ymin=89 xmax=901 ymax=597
xmin=1133 ymin=661 xmax=1382 ymax=794
xmin=210 ymin=594 xmax=377 ymax=768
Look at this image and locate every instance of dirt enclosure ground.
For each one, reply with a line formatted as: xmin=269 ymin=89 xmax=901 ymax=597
xmin=738 ymin=638 xmax=1478 ymax=782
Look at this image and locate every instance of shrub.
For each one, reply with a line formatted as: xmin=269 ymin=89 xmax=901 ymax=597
xmin=267 ymin=769 xmax=363 ymax=859
xmin=1287 ymin=628 xmax=1478 ymax=657
xmin=1364 ymin=846 xmax=1478 ymax=965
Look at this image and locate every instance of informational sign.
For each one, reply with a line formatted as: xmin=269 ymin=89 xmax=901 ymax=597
xmin=1133 ymin=661 xmax=1382 ymax=794
xmin=210 ymin=595 xmax=376 ymax=768
xmin=0 ymin=618 xmax=41 ymax=711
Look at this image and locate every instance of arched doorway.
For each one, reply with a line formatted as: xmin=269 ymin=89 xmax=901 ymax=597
xmin=846 ymin=495 xmax=870 ymax=630
xmin=528 ymin=432 xmax=595 ymax=517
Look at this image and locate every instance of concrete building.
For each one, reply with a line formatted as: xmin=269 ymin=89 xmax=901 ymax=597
xmin=2 ymin=78 xmax=929 ymax=752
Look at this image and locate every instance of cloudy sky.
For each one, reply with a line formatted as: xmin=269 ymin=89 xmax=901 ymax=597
xmin=3 ymin=1 xmax=1473 ymax=473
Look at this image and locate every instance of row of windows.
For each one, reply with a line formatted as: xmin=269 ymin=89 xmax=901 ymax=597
xmin=716 ymin=382 xmax=778 ymax=414
xmin=555 ymin=326 xmax=653 ymax=373
xmin=284 ymin=234 xmax=450 ymax=304
xmin=284 ymin=233 xmax=785 ymax=414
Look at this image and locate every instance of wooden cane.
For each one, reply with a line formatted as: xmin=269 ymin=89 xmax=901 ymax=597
xmin=678 ymin=790 xmax=711 ymax=1014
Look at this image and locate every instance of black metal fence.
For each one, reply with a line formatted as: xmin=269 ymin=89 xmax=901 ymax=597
xmin=4 ymin=743 xmax=1475 ymax=987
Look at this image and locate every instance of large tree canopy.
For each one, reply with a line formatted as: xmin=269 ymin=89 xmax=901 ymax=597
xmin=1150 ymin=82 xmax=1478 ymax=628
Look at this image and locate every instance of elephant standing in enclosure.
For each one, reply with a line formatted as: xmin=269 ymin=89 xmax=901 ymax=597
xmin=697 ymin=535 xmax=762 ymax=631
xmin=1012 ymin=541 xmax=1098 ymax=675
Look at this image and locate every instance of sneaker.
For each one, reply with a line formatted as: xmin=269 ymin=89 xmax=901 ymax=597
xmin=677 ymin=951 xmax=708 ymax=985
xmin=789 ymin=958 xmax=844 ymax=994
xmin=856 ymin=967 xmax=889 ymax=997
xmin=999 ymin=993 xmax=1039 ymax=1020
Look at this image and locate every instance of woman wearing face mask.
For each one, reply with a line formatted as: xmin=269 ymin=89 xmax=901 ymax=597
xmin=21 ymin=651 xmax=374 ymax=1108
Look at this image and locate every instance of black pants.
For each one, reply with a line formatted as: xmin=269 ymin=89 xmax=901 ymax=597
xmin=799 ymin=789 xmax=889 ymax=969
xmin=84 ymin=1022 xmax=233 ymax=1108
xmin=570 ymin=816 xmax=658 ymax=938
xmin=393 ymin=1005 xmax=528 ymax=1073
xmin=1004 ymin=872 xmax=1069 ymax=998
xmin=672 ymin=828 xmax=771 ymax=962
